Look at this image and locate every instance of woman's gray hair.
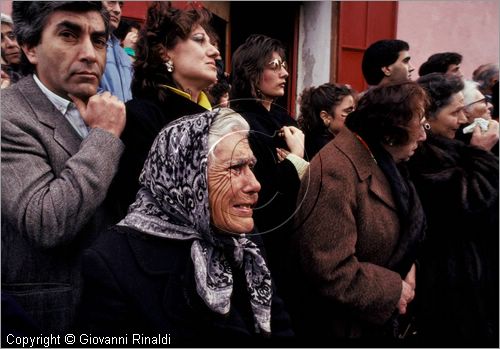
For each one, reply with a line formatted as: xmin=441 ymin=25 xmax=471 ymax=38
xmin=1 ymin=13 xmax=13 ymax=25
xmin=208 ymin=108 xmax=250 ymax=161
xmin=462 ymin=80 xmax=481 ymax=109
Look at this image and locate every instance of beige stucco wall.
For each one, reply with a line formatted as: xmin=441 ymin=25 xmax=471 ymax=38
xmin=397 ymin=0 xmax=499 ymax=79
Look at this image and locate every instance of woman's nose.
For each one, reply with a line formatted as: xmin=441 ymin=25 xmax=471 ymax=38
xmin=244 ymin=167 xmax=261 ymax=194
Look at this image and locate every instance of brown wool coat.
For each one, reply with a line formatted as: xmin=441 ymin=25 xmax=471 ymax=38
xmin=290 ymin=127 xmax=403 ymax=338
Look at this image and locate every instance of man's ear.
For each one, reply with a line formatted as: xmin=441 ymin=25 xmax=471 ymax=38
xmin=22 ymin=44 xmax=38 ymax=65
xmin=382 ymin=66 xmax=391 ymax=77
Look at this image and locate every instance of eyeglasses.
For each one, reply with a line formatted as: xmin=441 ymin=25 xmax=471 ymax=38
xmin=267 ymin=58 xmax=288 ymax=72
xmin=464 ymin=97 xmax=489 ymax=109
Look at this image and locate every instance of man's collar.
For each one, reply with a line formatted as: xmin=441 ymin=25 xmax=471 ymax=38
xmin=32 ymin=74 xmax=72 ymax=115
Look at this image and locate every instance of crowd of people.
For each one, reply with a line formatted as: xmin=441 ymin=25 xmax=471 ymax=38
xmin=1 ymin=1 xmax=498 ymax=347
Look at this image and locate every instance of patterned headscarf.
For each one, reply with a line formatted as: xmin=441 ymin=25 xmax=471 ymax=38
xmin=118 ymin=109 xmax=272 ymax=334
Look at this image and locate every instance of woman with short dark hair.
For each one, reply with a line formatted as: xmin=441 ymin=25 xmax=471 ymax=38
xmin=288 ymin=81 xmax=429 ymax=342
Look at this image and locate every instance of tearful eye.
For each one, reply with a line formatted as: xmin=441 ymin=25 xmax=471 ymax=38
xmin=228 ymin=165 xmax=242 ymax=176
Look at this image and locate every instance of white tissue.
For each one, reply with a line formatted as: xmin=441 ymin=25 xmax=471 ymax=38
xmin=462 ymin=118 xmax=490 ymax=134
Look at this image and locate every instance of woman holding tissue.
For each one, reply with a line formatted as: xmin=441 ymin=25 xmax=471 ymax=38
xmin=455 ymin=79 xmax=498 ymax=155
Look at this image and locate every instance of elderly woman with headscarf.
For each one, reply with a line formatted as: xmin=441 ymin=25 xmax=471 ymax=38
xmin=77 ymin=108 xmax=293 ymax=344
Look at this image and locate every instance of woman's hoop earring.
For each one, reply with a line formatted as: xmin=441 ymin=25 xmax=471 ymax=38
xmin=424 ymin=122 xmax=431 ymax=130
xmin=165 ymin=60 xmax=174 ymax=73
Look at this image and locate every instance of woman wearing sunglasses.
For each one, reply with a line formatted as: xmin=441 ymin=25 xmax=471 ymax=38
xmin=230 ymin=34 xmax=308 ymax=289
xmin=407 ymin=73 xmax=499 ymax=346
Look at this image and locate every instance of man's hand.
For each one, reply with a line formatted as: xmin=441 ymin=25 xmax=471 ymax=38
xmin=69 ymin=92 xmax=126 ymax=138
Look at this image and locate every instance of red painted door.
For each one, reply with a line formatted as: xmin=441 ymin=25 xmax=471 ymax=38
xmin=336 ymin=1 xmax=398 ymax=92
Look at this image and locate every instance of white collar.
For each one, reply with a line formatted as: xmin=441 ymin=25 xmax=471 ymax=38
xmin=33 ymin=74 xmax=72 ymax=115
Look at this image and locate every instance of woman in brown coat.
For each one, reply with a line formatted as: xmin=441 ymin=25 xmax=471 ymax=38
xmin=287 ymin=81 xmax=429 ymax=344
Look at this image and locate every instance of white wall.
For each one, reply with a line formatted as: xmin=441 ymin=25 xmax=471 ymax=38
xmin=397 ymin=0 xmax=499 ymax=80
xmin=296 ymin=1 xmax=332 ymax=117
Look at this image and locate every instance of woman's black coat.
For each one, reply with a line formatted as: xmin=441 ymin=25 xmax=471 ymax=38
xmin=77 ymin=226 xmax=293 ymax=346
xmin=231 ymin=100 xmax=301 ymax=286
xmin=408 ymin=134 xmax=499 ymax=347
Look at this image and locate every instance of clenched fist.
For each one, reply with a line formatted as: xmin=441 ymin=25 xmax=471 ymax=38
xmin=69 ymin=92 xmax=126 ymax=138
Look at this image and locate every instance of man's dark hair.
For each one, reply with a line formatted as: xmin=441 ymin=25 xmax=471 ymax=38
xmin=472 ymin=63 xmax=499 ymax=95
xmin=230 ymin=34 xmax=286 ymax=102
xmin=418 ymin=52 xmax=462 ymax=76
xmin=345 ymin=81 xmax=429 ymax=146
xmin=362 ymin=39 xmax=410 ymax=86
xmin=12 ymin=1 xmax=108 ymax=74
xmin=417 ymin=72 xmax=464 ymax=119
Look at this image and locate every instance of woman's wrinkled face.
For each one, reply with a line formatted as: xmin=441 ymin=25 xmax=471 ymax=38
xmin=387 ymin=114 xmax=427 ymax=163
xmin=257 ymin=51 xmax=289 ymax=99
xmin=167 ymin=24 xmax=220 ymax=90
xmin=208 ymin=132 xmax=261 ymax=234
xmin=430 ymin=92 xmax=467 ymax=139
xmin=464 ymin=89 xmax=492 ymax=123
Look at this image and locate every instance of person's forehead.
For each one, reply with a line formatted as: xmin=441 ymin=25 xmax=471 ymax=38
xmin=472 ymin=89 xmax=484 ymax=99
xmin=218 ymin=133 xmax=249 ymax=151
xmin=397 ymin=50 xmax=410 ymax=60
xmin=450 ymin=91 xmax=465 ymax=105
xmin=44 ymin=9 xmax=105 ymax=31
xmin=213 ymin=133 xmax=251 ymax=160
xmin=1 ymin=22 xmax=13 ymax=32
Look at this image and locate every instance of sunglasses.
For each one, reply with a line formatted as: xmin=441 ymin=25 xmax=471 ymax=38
xmin=267 ymin=58 xmax=288 ymax=72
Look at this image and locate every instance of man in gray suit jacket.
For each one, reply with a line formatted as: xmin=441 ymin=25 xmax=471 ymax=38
xmin=1 ymin=1 xmax=126 ymax=334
